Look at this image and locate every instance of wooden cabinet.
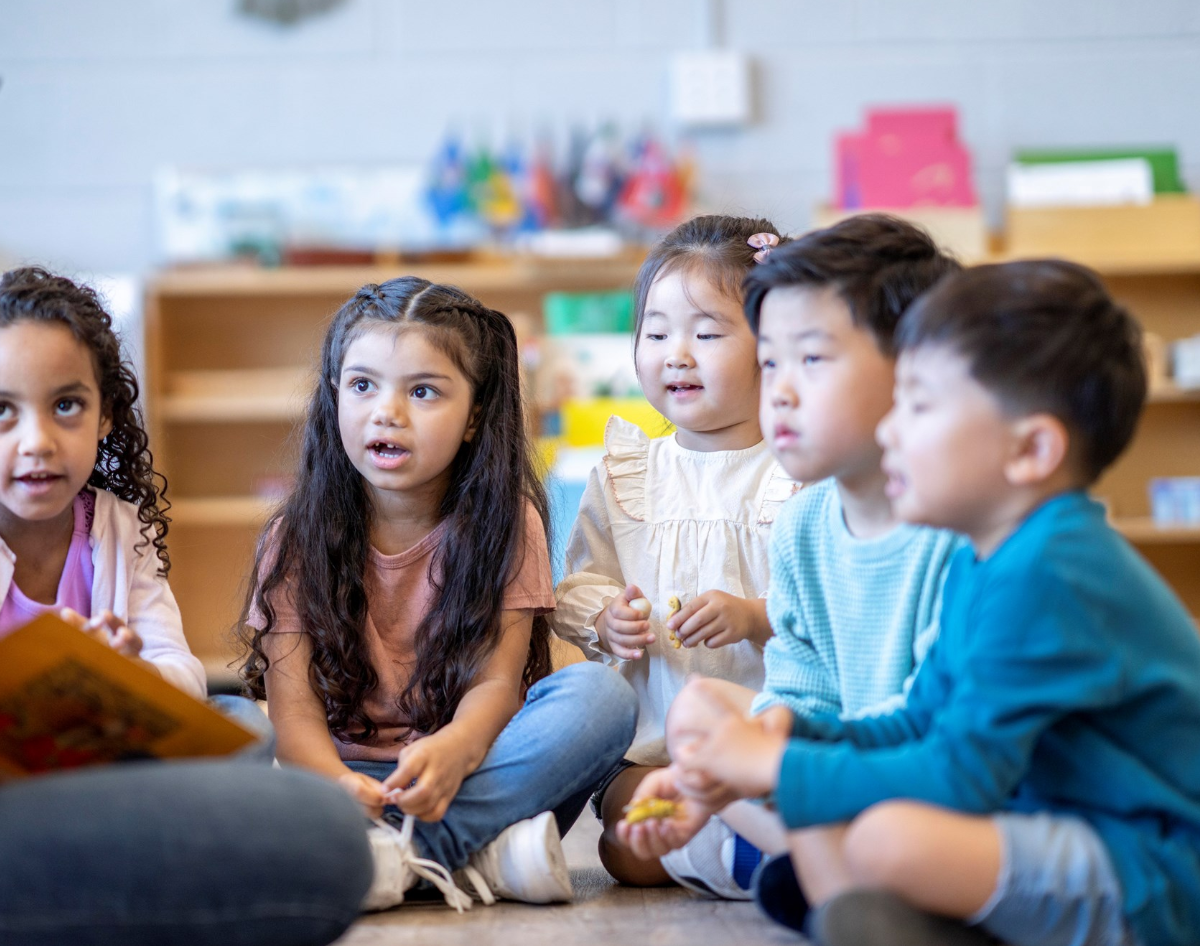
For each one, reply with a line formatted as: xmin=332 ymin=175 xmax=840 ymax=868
xmin=145 ymin=258 xmax=643 ymax=679
xmin=1091 ymin=268 xmax=1200 ymax=619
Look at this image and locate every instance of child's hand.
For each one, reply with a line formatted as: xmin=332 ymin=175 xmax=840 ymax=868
xmin=338 ymin=771 xmax=388 ymax=819
xmin=664 ymin=676 xmax=745 ymax=763
xmin=673 ymin=711 xmax=789 ymax=800
xmin=754 ymin=703 xmax=795 ymax=740
xmin=383 ymin=732 xmax=474 ymax=823
xmin=616 ymin=766 xmax=715 ymax=860
xmin=668 ymin=591 xmax=763 ymax=648
xmin=60 ymin=608 xmax=145 ymax=658
xmin=595 ymin=583 xmax=655 ymax=660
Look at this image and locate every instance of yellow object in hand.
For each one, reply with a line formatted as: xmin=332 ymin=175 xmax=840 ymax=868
xmin=666 ymin=594 xmax=683 ymax=648
xmin=623 ymin=797 xmax=680 ymax=824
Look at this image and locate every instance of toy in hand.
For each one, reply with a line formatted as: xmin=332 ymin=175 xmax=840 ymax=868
xmin=623 ymin=796 xmax=681 ymax=824
xmin=666 ymin=595 xmax=683 ymax=648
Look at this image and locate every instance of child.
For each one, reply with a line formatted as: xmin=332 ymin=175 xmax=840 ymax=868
xmin=553 ymin=215 xmax=798 ymax=885
xmin=619 ymin=215 xmax=963 ymax=897
xmin=667 ymin=260 xmax=1200 ymax=945
xmin=0 ymin=267 xmax=204 ymax=696
xmin=240 ymin=277 xmax=637 ymax=912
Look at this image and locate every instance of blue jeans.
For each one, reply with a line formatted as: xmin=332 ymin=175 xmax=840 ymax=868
xmin=210 ymin=693 xmax=277 ymax=761
xmin=0 ymin=761 xmax=371 ymax=945
xmin=348 ymin=661 xmax=637 ymax=870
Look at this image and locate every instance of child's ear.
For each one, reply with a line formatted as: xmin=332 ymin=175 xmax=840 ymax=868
xmin=1003 ymin=413 xmax=1069 ymax=486
xmin=463 ymin=404 xmax=480 ymax=443
xmin=98 ymin=413 xmax=113 ymax=443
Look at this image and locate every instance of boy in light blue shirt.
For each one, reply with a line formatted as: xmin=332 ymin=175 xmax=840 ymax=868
xmin=661 ymin=260 xmax=1200 ymax=945
xmin=620 ymin=215 xmax=962 ymax=897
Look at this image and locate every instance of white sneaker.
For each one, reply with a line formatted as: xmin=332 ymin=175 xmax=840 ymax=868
xmin=459 ymin=810 xmax=574 ymax=904
xmin=659 ymin=814 xmax=764 ymax=901
xmin=362 ymin=815 xmax=476 ymax=913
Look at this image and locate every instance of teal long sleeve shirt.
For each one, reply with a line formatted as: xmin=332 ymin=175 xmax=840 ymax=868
xmin=776 ymin=492 xmax=1200 ymax=945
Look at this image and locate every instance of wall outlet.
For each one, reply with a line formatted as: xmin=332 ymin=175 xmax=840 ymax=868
xmin=669 ymin=50 xmax=753 ymax=128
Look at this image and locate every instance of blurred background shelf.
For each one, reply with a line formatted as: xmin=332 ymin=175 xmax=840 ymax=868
xmin=1113 ymin=517 xmax=1200 ymax=543
xmin=147 ymin=256 xmax=645 ymax=665
xmin=146 ymin=208 xmax=1200 ymax=667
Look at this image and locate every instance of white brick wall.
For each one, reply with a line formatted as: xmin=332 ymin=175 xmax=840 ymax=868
xmin=1 ymin=0 xmax=1198 ymax=275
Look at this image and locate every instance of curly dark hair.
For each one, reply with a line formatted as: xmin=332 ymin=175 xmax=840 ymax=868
xmin=239 ymin=277 xmax=553 ymax=743
xmin=0 ymin=267 xmax=170 ymax=574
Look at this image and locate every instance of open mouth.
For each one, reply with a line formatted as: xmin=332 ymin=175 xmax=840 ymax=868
xmin=15 ymin=472 xmax=61 ymax=483
xmin=368 ymin=441 xmax=410 ymax=468
xmin=667 ymin=384 xmax=703 ymax=394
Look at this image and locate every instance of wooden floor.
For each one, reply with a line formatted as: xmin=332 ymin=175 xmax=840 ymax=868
xmin=338 ymin=813 xmax=802 ymax=946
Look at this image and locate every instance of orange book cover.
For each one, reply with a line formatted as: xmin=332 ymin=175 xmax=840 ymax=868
xmin=0 ymin=614 xmax=254 ymax=779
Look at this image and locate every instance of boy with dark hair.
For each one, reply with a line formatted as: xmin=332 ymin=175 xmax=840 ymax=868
xmin=663 ymin=260 xmax=1200 ymax=945
xmin=619 ymin=214 xmax=964 ymax=899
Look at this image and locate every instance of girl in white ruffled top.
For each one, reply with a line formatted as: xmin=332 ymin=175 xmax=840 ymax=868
xmin=553 ymin=215 xmax=798 ymax=884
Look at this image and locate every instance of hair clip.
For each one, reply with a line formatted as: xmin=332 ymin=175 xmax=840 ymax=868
xmin=748 ymin=232 xmax=779 ymax=264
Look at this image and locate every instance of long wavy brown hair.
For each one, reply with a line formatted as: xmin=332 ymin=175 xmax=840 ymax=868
xmin=0 ymin=267 xmax=171 ymax=573
xmin=239 ymin=277 xmax=553 ymax=742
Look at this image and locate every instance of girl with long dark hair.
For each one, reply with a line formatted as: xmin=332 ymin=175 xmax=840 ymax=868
xmin=240 ymin=277 xmax=636 ymax=912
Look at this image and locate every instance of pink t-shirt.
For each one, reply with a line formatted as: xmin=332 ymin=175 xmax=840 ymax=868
xmin=0 ymin=491 xmax=95 ymax=638
xmin=250 ymin=502 xmax=556 ymax=761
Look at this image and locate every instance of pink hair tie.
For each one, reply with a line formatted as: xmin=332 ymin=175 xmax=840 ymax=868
xmin=748 ymin=232 xmax=779 ymax=263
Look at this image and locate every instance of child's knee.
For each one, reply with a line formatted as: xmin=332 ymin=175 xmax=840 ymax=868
xmin=843 ymin=800 xmax=934 ymax=888
xmin=556 ymin=662 xmax=638 ymax=746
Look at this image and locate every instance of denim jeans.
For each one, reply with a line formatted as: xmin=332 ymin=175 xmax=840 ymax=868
xmin=0 ymin=761 xmax=371 ymax=945
xmin=348 ymin=661 xmax=638 ymax=870
xmin=210 ymin=693 xmax=277 ymax=761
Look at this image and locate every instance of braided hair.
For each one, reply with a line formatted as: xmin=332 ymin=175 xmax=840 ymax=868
xmin=239 ymin=277 xmax=553 ymax=741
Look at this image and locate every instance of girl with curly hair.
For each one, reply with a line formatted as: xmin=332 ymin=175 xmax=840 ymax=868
xmin=240 ymin=276 xmax=636 ymax=913
xmin=0 ymin=267 xmax=204 ymax=696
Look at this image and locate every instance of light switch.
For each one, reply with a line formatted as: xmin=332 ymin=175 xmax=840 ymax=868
xmin=669 ymin=50 xmax=753 ymax=128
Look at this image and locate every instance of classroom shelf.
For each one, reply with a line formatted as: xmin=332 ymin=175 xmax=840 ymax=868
xmin=1111 ymin=517 xmax=1200 ymax=544
xmin=168 ymin=496 xmax=281 ymax=527
xmin=160 ymin=368 xmax=312 ymax=422
xmin=1147 ymin=382 xmax=1200 ymax=404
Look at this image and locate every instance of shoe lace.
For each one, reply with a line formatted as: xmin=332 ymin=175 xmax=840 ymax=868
xmin=374 ymin=815 xmax=482 ymax=913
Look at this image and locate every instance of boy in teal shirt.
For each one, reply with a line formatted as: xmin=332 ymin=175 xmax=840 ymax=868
xmin=661 ymin=260 xmax=1200 ymax=944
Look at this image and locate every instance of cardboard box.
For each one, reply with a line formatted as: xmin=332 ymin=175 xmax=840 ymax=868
xmin=812 ymin=205 xmax=989 ymax=263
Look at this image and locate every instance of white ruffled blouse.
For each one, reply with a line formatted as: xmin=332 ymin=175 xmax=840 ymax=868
xmin=553 ymin=417 xmax=797 ymax=765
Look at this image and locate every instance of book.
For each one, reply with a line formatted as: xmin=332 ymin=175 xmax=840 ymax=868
xmin=0 ymin=614 xmax=255 ymax=779
xmin=834 ymin=105 xmax=978 ymax=209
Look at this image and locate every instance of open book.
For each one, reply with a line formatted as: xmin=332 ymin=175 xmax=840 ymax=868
xmin=0 ymin=614 xmax=255 ymax=779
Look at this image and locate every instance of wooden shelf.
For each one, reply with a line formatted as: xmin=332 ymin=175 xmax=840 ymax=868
xmin=169 ymin=496 xmax=280 ymax=527
xmin=1148 ymin=382 xmax=1200 ymax=404
xmin=148 ymin=255 xmax=647 ymax=299
xmin=1112 ymin=517 xmax=1200 ymax=544
xmin=161 ymin=368 xmax=312 ymax=422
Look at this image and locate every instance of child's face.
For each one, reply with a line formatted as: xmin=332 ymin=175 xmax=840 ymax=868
xmin=0 ymin=321 xmax=110 ymax=532
xmin=636 ymin=269 xmax=760 ymax=450
xmin=336 ymin=324 xmax=476 ymax=512
xmin=757 ymin=286 xmax=895 ymax=485
xmin=877 ymin=345 xmax=1016 ymax=540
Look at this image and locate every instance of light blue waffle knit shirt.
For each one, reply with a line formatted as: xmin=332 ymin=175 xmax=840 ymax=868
xmin=752 ymin=479 xmax=964 ymax=719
